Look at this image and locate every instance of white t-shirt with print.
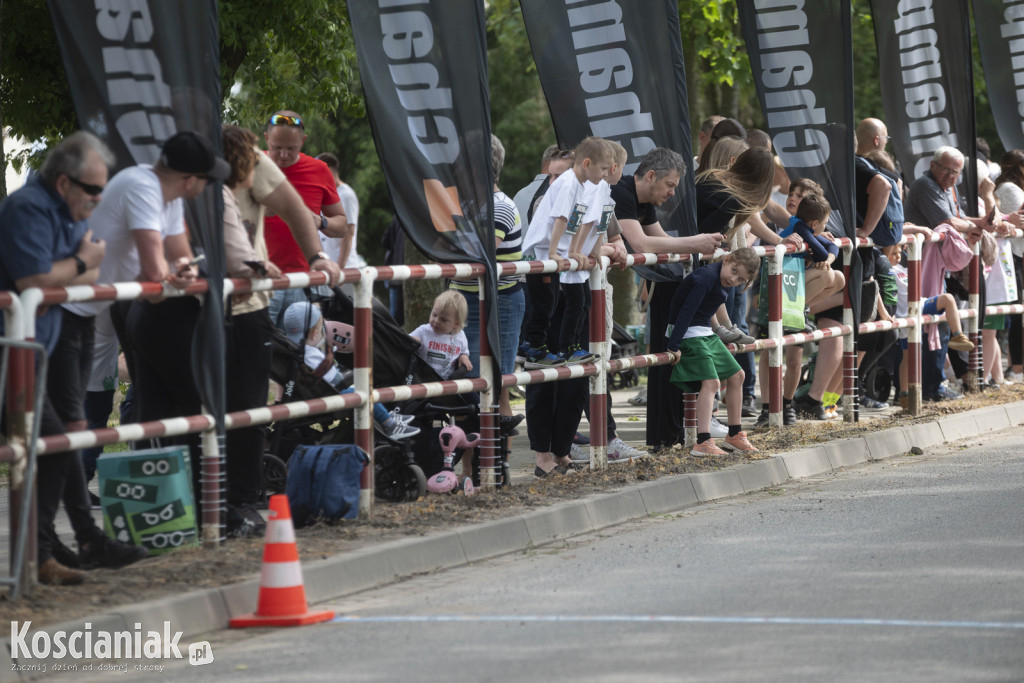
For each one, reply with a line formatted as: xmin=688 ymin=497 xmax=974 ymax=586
xmin=561 ymin=180 xmax=614 ymax=285
xmin=521 ymin=168 xmax=587 ymax=261
xmin=411 ymin=323 xmax=468 ymax=379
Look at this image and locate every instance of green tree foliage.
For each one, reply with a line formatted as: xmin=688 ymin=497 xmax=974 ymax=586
xmin=0 ymin=0 xmax=359 ymax=196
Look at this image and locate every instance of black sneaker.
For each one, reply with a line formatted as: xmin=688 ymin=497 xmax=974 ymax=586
xmin=226 ymin=503 xmax=267 ymax=539
xmin=757 ymin=405 xmax=797 ymax=425
xmin=79 ymin=534 xmax=149 ymax=570
xmin=50 ymin=536 xmax=81 ymax=569
xmin=741 ymin=395 xmax=758 ymax=418
xmin=793 ymin=394 xmax=827 ymax=420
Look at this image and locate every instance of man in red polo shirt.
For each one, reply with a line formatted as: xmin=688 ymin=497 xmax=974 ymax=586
xmin=263 ymin=110 xmax=349 ymax=325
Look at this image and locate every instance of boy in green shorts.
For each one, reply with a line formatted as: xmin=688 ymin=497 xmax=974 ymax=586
xmin=666 ymin=248 xmax=761 ymax=456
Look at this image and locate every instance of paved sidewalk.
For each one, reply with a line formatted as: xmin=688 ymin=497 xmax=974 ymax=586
xmin=4 ymin=396 xmax=1019 ymax=680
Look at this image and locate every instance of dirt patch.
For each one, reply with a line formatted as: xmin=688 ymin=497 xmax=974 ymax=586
xmin=3 ymin=385 xmax=1020 ymax=628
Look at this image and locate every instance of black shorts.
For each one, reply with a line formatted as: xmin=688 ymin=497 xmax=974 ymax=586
xmin=46 ymin=309 xmax=95 ymax=424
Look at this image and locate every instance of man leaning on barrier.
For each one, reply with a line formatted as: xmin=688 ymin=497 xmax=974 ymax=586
xmin=0 ymin=132 xmax=148 ymax=586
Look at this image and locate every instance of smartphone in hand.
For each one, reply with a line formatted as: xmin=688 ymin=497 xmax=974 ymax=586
xmin=243 ymin=260 xmax=268 ymax=277
xmin=178 ymin=253 xmax=205 ymax=276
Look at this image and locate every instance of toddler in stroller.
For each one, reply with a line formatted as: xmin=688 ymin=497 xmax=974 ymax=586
xmin=282 ymin=301 xmax=419 ymax=441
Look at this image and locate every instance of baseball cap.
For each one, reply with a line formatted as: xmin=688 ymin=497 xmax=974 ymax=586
xmin=283 ymin=302 xmax=322 ymax=345
xmin=159 ymin=131 xmax=231 ymax=181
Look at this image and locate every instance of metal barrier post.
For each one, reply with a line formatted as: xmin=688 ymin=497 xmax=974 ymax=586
xmin=906 ymin=235 xmax=924 ymax=414
xmin=767 ymin=247 xmax=785 ymax=427
xmin=588 ymin=256 xmax=608 ymax=470
xmin=841 ymin=242 xmax=857 ymax=422
xmin=477 ymin=272 xmax=498 ymax=488
xmin=199 ymin=425 xmax=225 ymax=547
xmin=354 ymin=268 xmax=375 ymax=517
xmin=683 ymin=391 xmax=697 ymax=448
xmin=967 ymin=240 xmax=982 ymax=391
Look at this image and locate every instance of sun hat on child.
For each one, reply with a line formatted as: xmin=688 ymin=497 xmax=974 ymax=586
xmin=283 ymin=302 xmax=322 ymax=345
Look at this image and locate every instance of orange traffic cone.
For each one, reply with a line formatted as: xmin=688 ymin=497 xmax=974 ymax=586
xmin=230 ymin=494 xmax=335 ymax=628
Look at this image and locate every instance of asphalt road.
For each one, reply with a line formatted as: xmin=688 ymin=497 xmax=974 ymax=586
xmin=86 ymin=430 xmax=1024 ymax=682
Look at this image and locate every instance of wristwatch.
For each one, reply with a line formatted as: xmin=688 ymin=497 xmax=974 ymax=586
xmin=308 ymin=251 xmax=330 ymax=266
xmin=73 ymin=254 xmax=87 ymax=275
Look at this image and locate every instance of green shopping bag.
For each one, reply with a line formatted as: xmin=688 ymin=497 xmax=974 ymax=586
xmin=757 ymin=255 xmax=806 ymax=332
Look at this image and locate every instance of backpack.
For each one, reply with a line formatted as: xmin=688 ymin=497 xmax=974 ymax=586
xmin=286 ymin=444 xmax=369 ymax=526
xmin=857 ymin=157 xmax=904 ymax=246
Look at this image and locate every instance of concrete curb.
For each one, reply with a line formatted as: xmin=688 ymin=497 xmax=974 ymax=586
xmin=4 ymin=400 xmax=1022 ymax=680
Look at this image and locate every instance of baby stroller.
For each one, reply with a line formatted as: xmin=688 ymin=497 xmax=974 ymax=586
xmin=608 ymin=322 xmax=641 ymax=390
xmin=323 ymin=287 xmax=513 ymax=488
xmin=259 ymin=297 xmax=426 ymax=504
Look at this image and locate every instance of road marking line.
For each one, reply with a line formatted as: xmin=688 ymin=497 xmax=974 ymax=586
xmin=331 ymin=614 xmax=1024 ymax=630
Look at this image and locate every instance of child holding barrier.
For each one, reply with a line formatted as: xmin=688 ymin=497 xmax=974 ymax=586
xmin=666 ymin=248 xmax=761 ymax=457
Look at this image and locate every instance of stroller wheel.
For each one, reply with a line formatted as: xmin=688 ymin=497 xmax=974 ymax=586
xmin=864 ymin=367 xmax=892 ymax=403
xmin=259 ymin=453 xmax=288 ymax=500
xmin=375 ymin=446 xmax=426 ymax=502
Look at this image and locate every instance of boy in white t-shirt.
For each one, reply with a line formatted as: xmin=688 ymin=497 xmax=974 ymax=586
xmin=558 ymin=140 xmax=628 ymax=363
xmin=520 ymin=136 xmax=613 ymax=368
xmin=410 ymin=290 xmax=472 ymax=379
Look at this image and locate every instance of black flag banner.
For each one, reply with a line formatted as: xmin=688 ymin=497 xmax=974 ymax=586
xmin=347 ymin=1 xmax=501 ymax=374
xmin=737 ymin=0 xmax=861 ymax=328
xmin=48 ymin=0 xmax=228 ymax=530
xmin=520 ymin=0 xmax=697 ymax=279
xmin=868 ymin=0 xmax=978 ymax=211
xmin=972 ymin=0 xmax=1024 ymax=153
xmin=737 ymin=0 xmax=856 ymax=241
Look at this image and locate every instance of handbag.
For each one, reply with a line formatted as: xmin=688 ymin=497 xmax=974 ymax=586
xmin=757 ymin=255 xmax=806 ymax=331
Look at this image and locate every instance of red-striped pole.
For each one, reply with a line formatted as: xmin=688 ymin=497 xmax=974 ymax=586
xmin=683 ymin=389 xmax=697 ymax=448
xmin=477 ymin=272 xmax=498 ymax=487
xmin=968 ymin=241 xmax=982 ymax=391
xmin=841 ymin=242 xmax=857 ymax=422
xmin=906 ymin=235 xmax=923 ymax=414
xmin=354 ymin=270 xmax=375 ymax=516
xmin=588 ymin=257 xmax=608 ymax=470
xmin=767 ymin=248 xmax=784 ymax=427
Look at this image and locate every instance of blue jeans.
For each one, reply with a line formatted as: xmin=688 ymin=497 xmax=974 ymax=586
xmin=457 ymin=286 xmax=526 ymax=377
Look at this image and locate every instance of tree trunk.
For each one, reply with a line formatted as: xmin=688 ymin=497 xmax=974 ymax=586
xmin=401 ymin=237 xmax=443 ymax=333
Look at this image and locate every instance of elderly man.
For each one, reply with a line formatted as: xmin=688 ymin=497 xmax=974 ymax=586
xmin=0 ymin=132 xmax=148 ymax=585
xmin=609 ymin=147 xmax=723 ymax=448
xmin=905 ymin=146 xmax=1019 ymax=400
xmin=263 ymin=111 xmax=348 ymax=326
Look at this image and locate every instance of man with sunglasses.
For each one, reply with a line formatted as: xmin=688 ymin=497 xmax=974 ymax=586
xmin=0 ymin=132 xmax=149 ymax=585
xmin=263 ymin=110 xmax=348 ymax=326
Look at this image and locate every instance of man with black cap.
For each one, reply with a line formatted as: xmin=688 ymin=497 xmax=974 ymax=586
xmin=63 ymin=130 xmax=233 ymax=535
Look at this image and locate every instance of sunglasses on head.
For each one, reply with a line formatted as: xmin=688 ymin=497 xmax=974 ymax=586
xmin=67 ymin=175 xmax=104 ymax=197
xmin=267 ymin=114 xmax=303 ymax=128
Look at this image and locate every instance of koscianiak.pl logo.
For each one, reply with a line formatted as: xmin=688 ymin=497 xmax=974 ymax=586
xmin=9 ymin=621 xmax=214 ymax=673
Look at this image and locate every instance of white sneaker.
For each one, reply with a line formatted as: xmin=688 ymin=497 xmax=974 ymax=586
xmin=374 ymin=419 xmax=420 ymax=441
xmin=1005 ymin=370 xmax=1024 ymax=384
xmin=709 ymin=417 xmax=729 ymax=438
xmin=388 ymin=408 xmax=415 ymax=426
xmin=570 ymin=443 xmax=590 ymax=463
xmin=607 ymin=438 xmax=647 ymax=462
